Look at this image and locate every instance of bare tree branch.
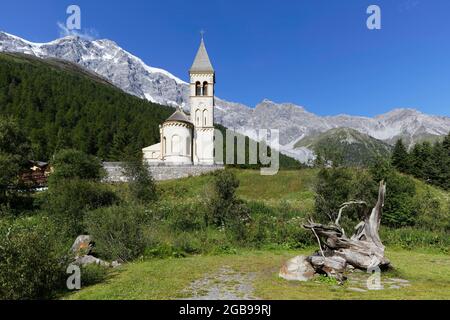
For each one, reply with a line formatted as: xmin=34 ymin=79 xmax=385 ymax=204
xmin=299 ymin=181 xmax=389 ymax=281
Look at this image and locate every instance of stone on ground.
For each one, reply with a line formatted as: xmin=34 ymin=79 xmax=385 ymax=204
xmin=279 ymin=255 xmax=315 ymax=281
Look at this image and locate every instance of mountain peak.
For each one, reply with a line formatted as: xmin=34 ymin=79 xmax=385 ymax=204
xmin=258 ymin=99 xmax=306 ymax=110
xmin=376 ymin=108 xmax=422 ymax=118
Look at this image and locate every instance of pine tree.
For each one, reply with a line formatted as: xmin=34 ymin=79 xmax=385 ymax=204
xmin=391 ymin=139 xmax=411 ymax=173
xmin=410 ymin=143 xmax=424 ymax=178
xmin=411 ymin=141 xmax=433 ymax=180
xmin=427 ymin=143 xmax=446 ymax=188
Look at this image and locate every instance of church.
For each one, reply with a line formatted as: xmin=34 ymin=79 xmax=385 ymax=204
xmin=142 ymin=37 xmax=216 ymax=166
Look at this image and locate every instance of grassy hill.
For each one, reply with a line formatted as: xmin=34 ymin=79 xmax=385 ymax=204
xmin=295 ymin=128 xmax=393 ymax=166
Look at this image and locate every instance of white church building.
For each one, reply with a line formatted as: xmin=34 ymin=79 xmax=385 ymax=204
xmin=142 ymin=38 xmax=216 ymax=166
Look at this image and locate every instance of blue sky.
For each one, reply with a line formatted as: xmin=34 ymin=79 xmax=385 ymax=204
xmin=0 ymin=0 xmax=449 ymax=117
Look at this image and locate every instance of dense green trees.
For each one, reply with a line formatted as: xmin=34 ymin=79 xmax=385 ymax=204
xmin=314 ymin=159 xmax=425 ymax=229
xmin=0 ymin=116 xmax=31 ymax=206
xmin=0 ymin=53 xmax=173 ymax=162
xmin=391 ymin=139 xmax=411 ymax=173
xmin=391 ymin=135 xmax=450 ymax=190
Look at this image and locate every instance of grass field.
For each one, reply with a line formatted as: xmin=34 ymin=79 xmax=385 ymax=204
xmin=159 ymin=169 xmax=318 ymax=211
xmin=67 ymin=247 xmax=450 ymax=300
xmin=67 ymin=169 xmax=449 ymax=300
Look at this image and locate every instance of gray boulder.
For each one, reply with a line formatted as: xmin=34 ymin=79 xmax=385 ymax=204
xmin=70 ymin=235 xmax=93 ymax=257
xmin=279 ymin=255 xmax=315 ymax=281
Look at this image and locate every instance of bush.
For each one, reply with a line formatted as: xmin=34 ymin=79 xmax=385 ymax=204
xmin=80 ymin=264 xmax=109 ymax=287
xmin=122 ymin=161 xmax=157 ymax=203
xmin=315 ymin=162 xmax=420 ymax=228
xmin=314 ymin=167 xmax=377 ymax=224
xmin=379 ymin=169 xmax=417 ymax=228
xmin=45 ymin=179 xmax=118 ymax=236
xmin=246 ymin=201 xmax=314 ymax=248
xmin=314 ymin=167 xmax=353 ymax=223
xmin=49 ymin=149 xmax=105 ymax=184
xmin=207 ymin=170 xmax=250 ymax=228
xmin=84 ymin=205 xmax=147 ymax=262
xmin=0 ymin=216 xmax=69 ymax=299
xmin=414 ymin=187 xmax=450 ymax=232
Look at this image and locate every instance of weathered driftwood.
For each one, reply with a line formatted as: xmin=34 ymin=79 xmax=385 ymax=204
xmin=301 ymin=181 xmax=390 ymax=282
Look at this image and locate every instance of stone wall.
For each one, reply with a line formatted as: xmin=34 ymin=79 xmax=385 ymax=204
xmin=103 ymin=162 xmax=224 ymax=182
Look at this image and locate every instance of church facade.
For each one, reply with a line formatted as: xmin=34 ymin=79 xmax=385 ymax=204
xmin=142 ymin=38 xmax=216 ymax=166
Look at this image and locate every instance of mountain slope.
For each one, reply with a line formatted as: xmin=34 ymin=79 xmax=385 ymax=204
xmin=0 ymin=31 xmax=188 ymax=107
xmin=0 ymin=51 xmax=174 ymax=160
xmin=1 ymin=31 xmax=449 ymax=164
xmin=294 ymin=128 xmax=393 ymax=166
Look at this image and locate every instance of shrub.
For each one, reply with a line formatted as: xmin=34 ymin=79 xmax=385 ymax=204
xmin=80 ymin=264 xmax=109 ymax=287
xmin=315 ymin=162 xmax=420 ymax=228
xmin=84 ymin=205 xmax=147 ymax=262
xmin=313 ymin=167 xmax=377 ymax=226
xmin=49 ymin=149 xmax=104 ymax=184
xmin=414 ymin=187 xmax=450 ymax=232
xmin=46 ymin=179 xmax=118 ymax=236
xmin=207 ymin=170 xmax=250 ymax=228
xmin=246 ymin=201 xmax=314 ymax=248
xmin=122 ymin=161 xmax=157 ymax=203
xmin=314 ymin=167 xmax=353 ymax=223
xmin=0 ymin=216 xmax=69 ymax=300
xmin=382 ymin=172 xmax=417 ymax=228
xmin=166 ymin=200 xmax=207 ymax=232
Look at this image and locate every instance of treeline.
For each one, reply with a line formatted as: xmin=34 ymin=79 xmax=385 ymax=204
xmin=391 ymin=134 xmax=450 ymax=190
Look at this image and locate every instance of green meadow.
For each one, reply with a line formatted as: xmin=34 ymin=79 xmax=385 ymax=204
xmin=66 ymin=169 xmax=450 ymax=300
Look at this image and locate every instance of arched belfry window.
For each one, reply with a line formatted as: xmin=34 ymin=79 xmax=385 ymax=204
xmin=195 ymin=109 xmax=201 ymax=126
xmin=203 ymin=82 xmax=208 ymax=96
xmin=203 ymin=109 xmax=208 ymax=126
xmin=195 ymin=82 xmax=201 ymax=96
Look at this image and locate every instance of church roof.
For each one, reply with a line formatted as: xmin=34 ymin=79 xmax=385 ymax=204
xmin=190 ymin=38 xmax=214 ymax=73
xmin=165 ymin=110 xmax=192 ymax=125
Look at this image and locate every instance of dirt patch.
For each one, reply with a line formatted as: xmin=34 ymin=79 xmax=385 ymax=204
xmin=182 ymin=266 xmax=259 ymax=300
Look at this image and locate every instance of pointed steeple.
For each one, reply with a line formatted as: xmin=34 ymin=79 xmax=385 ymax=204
xmin=190 ymin=37 xmax=214 ymax=73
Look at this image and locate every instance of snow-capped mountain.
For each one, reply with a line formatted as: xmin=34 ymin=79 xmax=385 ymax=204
xmin=0 ymin=31 xmax=188 ymax=107
xmin=1 ymin=31 xmax=450 ymax=163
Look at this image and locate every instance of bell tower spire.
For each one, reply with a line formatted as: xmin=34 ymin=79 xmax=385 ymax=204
xmin=189 ymin=35 xmax=215 ymax=165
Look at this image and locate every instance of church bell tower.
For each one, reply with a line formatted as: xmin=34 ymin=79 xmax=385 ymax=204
xmin=189 ymin=36 xmax=215 ymax=165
